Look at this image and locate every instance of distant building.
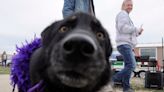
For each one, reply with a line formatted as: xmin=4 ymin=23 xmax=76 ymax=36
xmin=134 ymin=43 xmax=164 ymax=67
xmin=112 ymin=43 xmax=164 ymax=67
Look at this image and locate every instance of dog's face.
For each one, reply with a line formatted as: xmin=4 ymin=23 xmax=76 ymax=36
xmin=40 ymin=13 xmax=112 ymax=90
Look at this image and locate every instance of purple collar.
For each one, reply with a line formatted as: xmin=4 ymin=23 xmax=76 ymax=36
xmin=11 ymin=37 xmax=43 ymax=92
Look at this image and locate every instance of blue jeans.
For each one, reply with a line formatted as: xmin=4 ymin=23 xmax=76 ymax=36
xmin=2 ymin=60 xmax=7 ymax=67
xmin=113 ymin=44 xmax=136 ymax=91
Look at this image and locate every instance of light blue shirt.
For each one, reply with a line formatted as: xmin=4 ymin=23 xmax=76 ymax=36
xmin=62 ymin=0 xmax=95 ymax=18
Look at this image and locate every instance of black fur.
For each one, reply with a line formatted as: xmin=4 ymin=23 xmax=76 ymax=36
xmin=30 ymin=12 xmax=113 ymax=92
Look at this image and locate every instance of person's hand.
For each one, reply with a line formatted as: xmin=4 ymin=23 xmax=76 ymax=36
xmin=139 ymin=24 xmax=144 ymax=35
xmin=139 ymin=28 xmax=143 ymax=35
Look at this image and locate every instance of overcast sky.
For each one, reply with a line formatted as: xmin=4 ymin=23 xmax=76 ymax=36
xmin=0 ymin=0 xmax=164 ymax=54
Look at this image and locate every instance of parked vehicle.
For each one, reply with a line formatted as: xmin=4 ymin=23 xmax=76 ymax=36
xmin=0 ymin=59 xmax=12 ymax=67
xmin=110 ymin=51 xmax=160 ymax=78
xmin=6 ymin=59 xmax=12 ymax=66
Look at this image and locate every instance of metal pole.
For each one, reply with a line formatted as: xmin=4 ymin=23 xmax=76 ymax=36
xmin=162 ymin=37 xmax=164 ymax=72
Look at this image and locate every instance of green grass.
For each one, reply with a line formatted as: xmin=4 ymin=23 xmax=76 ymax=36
xmin=0 ymin=66 xmax=10 ymax=74
xmin=131 ymin=78 xmax=163 ymax=92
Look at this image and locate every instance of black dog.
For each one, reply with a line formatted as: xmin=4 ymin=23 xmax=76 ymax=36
xmin=30 ymin=12 xmax=113 ymax=92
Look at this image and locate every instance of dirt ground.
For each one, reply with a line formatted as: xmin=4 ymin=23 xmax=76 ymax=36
xmin=0 ymin=75 xmax=163 ymax=92
xmin=113 ymin=77 xmax=164 ymax=92
xmin=0 ymin=74 xmax=18 ymax=92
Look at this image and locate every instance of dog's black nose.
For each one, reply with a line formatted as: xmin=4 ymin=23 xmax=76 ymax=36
xmin=62 ymin=32 xmax=97 ymax=58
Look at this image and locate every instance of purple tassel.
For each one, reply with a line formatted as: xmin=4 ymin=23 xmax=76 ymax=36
xmin=10 ymin=37 xmax=42 ymax=92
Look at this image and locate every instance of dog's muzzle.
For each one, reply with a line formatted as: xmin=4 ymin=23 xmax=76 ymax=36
xmin=61 ymin=30 xmax=98 ymax=59
xmin=54 ymin=30 xmax=103 ymax=88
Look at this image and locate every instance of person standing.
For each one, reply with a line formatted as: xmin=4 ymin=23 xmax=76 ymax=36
xmin=113 ymin=0 xmax=144 ymax=92
xmin=1 ymin=51 xmax=8 ymax=67
xmin=62 ymin=0 xmax=95 ymax=18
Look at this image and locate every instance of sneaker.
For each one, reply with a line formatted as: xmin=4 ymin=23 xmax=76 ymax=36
xmin=123 ymin=88 xmax=134 ymax=92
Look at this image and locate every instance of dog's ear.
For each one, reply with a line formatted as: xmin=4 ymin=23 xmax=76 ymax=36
xmin=41 ymin=21 xmax=60 ymax=47
xmin=105 ymin=32 xmax=113 ymax=61
xmin=106 ymin=38 xmax=113 ymax=59
xmin=41 ymin=25 xmax=54 ymax=47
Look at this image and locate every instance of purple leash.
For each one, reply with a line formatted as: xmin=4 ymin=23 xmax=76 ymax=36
xmin=27 ymin=80 xmax=45 ymax=92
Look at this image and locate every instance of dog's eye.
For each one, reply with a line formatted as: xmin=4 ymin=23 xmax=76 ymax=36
xmin=59 ymin=26 xmax=68 ymax=33
xmin=96 ymin=32 xmax=104 ymax=40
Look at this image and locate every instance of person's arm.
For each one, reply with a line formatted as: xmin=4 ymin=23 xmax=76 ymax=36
xmin=62 ymin=0 xmax=75 ymax=18
xmin=1 ymin=55 xmax=2 ymax=61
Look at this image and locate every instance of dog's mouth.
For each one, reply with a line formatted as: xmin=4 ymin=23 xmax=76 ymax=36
xmin=56 ymin=71 xmax=89 ymax=88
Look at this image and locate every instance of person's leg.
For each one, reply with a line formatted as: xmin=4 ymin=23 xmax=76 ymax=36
xmin=2 ymin=60 xmax=4 ymax=66
xmin=4 ymin=60 xmax=7 ymax=67
xmin=113 ymin=44 xmax=136 ymax=91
